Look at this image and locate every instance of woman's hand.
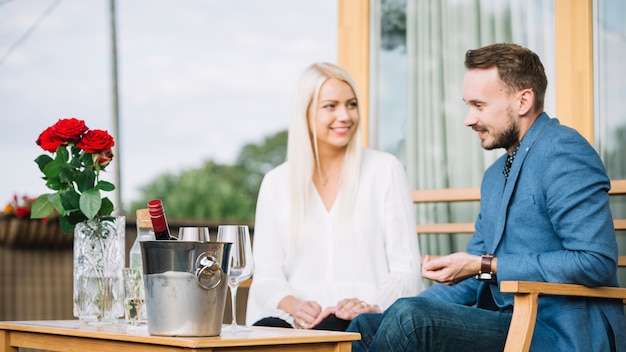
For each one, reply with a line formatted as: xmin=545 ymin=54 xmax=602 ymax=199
xmin=334 ymin=297 xmax=381 ymax=320
xmin=293 ymin=300 xmax=323 ymax=329
xmin=280 ymin=295 xmax=381 ymax=329
xmin=278 ymin=296 xmax=322 ymax=329
xmin=309 ymin=297 xmax=382 ymax=327
xmin=278 ymin=296 xmax=323 ymax=329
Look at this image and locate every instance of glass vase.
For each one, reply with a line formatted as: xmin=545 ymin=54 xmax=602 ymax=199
xmin=73 ymin=215 xmax=125 ymax=324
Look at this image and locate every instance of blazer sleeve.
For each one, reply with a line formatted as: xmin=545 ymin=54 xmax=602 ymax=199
xmin=496 ymin=128 xmax=617 ymax=287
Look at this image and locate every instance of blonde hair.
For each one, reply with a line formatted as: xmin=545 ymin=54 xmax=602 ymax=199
xmin=287 ymin=62 xmax=363 ymax=243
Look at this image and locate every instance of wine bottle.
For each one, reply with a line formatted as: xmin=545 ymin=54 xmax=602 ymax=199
xmin=147 ymin=199 xmax=175 ymax=240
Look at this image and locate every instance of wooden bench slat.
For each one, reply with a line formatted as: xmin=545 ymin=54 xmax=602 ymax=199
xmin=417 ymin=221 xmax=623 ymax=234
xmin=416 ymin=223 xmax=474 ymax=234
xmin=609 ymin=179 xmax=626 ymax=195
xmin=412 ymin=187 xmax=480 ymax=203
xmin=412 ymin=180 xmax=624 ymax=203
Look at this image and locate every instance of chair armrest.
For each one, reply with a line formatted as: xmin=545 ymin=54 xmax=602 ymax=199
xmin=501 ymin=280 xmax=626 ymax=299
xmin=500 ymin=281 xmax=626 ymax=352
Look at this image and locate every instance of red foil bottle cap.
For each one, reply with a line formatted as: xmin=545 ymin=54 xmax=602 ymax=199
xmin=147 ymin=199 xmax=163 ymax=216
xmin=147 ymin=199 xmax=169 ymax=236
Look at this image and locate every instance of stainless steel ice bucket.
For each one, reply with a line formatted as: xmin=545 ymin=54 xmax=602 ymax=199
xmin=140 ymin=241 xmax=232 ymax=336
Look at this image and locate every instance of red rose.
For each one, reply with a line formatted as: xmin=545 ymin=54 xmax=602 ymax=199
xmin=77 ymin=129 xmax=115 ymax=154
xmin=15 ymin=206 xmax=30 ymax=218
xmin=51 ymin=118 xmax=88 ymax=142
xmin=36 ymin=126 xmax=65 ymax=152
xmin=98 ymin=150 xmax=114 ymax=168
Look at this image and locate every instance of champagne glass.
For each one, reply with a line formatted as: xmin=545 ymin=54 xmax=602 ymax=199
xmin=217 ymin=225 xmax=254 ymax=333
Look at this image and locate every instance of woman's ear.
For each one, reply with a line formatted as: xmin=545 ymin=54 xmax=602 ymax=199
xmin=518 ymin=88 xmax=534 ymax=115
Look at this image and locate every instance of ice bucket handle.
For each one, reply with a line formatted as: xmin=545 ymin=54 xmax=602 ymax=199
xmin=195 ymin=253 xmax=224 ymax=290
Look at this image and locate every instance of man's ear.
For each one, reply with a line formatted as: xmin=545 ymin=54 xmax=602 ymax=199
xmin=518 ymin=88 xmax=534 ymax=115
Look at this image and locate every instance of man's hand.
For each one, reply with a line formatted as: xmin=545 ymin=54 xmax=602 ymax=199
xmin=422 ymin=252 xmax=483 ymax=285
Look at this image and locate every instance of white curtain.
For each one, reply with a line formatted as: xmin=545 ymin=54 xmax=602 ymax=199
xmin=404 ymin=0 xmax=555 ymax=257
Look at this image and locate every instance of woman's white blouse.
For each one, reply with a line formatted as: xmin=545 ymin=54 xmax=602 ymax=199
xmin=245 ymin=148 xmax=423 ymax=326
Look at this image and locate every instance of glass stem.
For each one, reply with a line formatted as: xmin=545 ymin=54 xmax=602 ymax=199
xmin=230 ymin=285 xmax=239 ymax=326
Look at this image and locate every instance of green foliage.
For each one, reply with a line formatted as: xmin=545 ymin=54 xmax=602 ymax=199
xmin=129 ymin=130 xmax=288 ymax=221
xmin=32 ymin=144 xmax=115 ymax=234
xmin=381 ymin=0 xmax=406 ymax=51
xmin=32 ymin=118 xmax=117 ymax=234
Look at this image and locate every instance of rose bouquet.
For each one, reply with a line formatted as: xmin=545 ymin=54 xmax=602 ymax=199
xmin=31 ymin=118 xmax=116 ymax=234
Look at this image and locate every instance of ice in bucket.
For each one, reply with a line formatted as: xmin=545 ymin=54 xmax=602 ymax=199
xmin=140 ymin=241 xmax=231 ymax=336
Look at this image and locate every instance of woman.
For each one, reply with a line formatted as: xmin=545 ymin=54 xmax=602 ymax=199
xmin=246 ymin=62 xmax=423 ymax=331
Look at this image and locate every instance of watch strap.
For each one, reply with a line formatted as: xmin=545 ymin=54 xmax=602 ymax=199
xmin=476 ymin=254 xmax=494 ymax=281
xmin=481 ymin=255 xmax=493 ymax=275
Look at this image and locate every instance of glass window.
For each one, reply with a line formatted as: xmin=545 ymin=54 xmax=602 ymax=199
xmin=369 ymin=0 xmax=408 ymax=161
xmin=595 ymin=0 xmax=626 ymax=180
xmin=595 ymin=0 xmax=626 ymax=286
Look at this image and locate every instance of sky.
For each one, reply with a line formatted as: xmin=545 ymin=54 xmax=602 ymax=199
xmin=0 ymin=0 xmax=337 ymax=211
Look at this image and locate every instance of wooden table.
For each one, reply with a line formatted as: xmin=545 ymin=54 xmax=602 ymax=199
xmin=0 ymin=320 xmax=360 ymax=351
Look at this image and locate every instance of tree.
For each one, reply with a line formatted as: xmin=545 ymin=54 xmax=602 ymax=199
xmin=235 ymin=130 xmax=288 ymax=201
xmin=381 ymin=0 xmax=406 ymax=51
xmin=128 ymin=130 xmax=287 ymax=221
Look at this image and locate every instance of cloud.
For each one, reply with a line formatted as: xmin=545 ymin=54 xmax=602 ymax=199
xmin=0 ymin=0 xmax=337 ymax=209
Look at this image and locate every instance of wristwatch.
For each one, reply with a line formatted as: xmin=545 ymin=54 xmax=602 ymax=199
xmin=476 ymin=254 xmax=494 ymax=281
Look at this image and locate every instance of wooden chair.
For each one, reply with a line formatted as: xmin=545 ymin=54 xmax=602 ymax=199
xmin=412 ymin=179 xmax=626 ymax=352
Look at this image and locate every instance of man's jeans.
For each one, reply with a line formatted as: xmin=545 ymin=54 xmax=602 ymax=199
xmin=347 ymin=296 xmax=512 ymax=352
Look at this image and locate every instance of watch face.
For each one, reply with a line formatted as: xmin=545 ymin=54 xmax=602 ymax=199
xmin=476 ymin=272 xmax=493 ymax=281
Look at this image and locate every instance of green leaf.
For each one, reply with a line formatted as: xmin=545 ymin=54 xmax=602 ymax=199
xmin=56 ymin=145 xmax=69 ymax=163
xmin=34 ymin=154 xmax=53 ymax=172
xmin=58 ymin=166 xmax=75 ymax=185
xmin=69 ymin=156 xmax=82 ymax=169
xmin=30 ymin=194 xmax=56 ymax=219
xmin=51 ymin=193 xmax=67 ymax=214
xmin=67 ymin=210 xmax=87 ymax=225
xmin=80 ymin=152 xmax=94 ymax=167
xmin=100 ymin=197 xmax=114 ymax=216
xmin=97 ymin=180 xmax=115 ymax=192
xmin=80 ymin=189 xmax=102 ymax=220
xmin=59 ymin=190 xmax=80 ymax=214
xmin=59 ymin=216 xmax=74 ymax=234
xmin=45 ymin=177 xmax=63 ymax=191
xmin=77 ymin=169 xmax=96 ymax=192
xmin=42 ymin=159 xmax=64 ymax=179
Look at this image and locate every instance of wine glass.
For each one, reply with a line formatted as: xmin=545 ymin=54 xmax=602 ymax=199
xmin=217 ymin=225 xmax=254 ymax=333
xmin=177 ymin=226 xmax=210 ymax=242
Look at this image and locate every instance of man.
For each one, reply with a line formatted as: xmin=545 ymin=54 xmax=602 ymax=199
xmin=347 ymin=43 xmax=626 ymax=351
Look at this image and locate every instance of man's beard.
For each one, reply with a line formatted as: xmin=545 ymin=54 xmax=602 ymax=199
xmin=484 ymin=111 xmax=520 ymax=151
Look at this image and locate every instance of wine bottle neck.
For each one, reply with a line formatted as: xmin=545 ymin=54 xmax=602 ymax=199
xmin=147 ymin=199 xmax=173 ymax=240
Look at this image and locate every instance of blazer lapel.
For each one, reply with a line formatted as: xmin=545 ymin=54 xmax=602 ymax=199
xmin=488 ymin=113 xmax=550 ymax=252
